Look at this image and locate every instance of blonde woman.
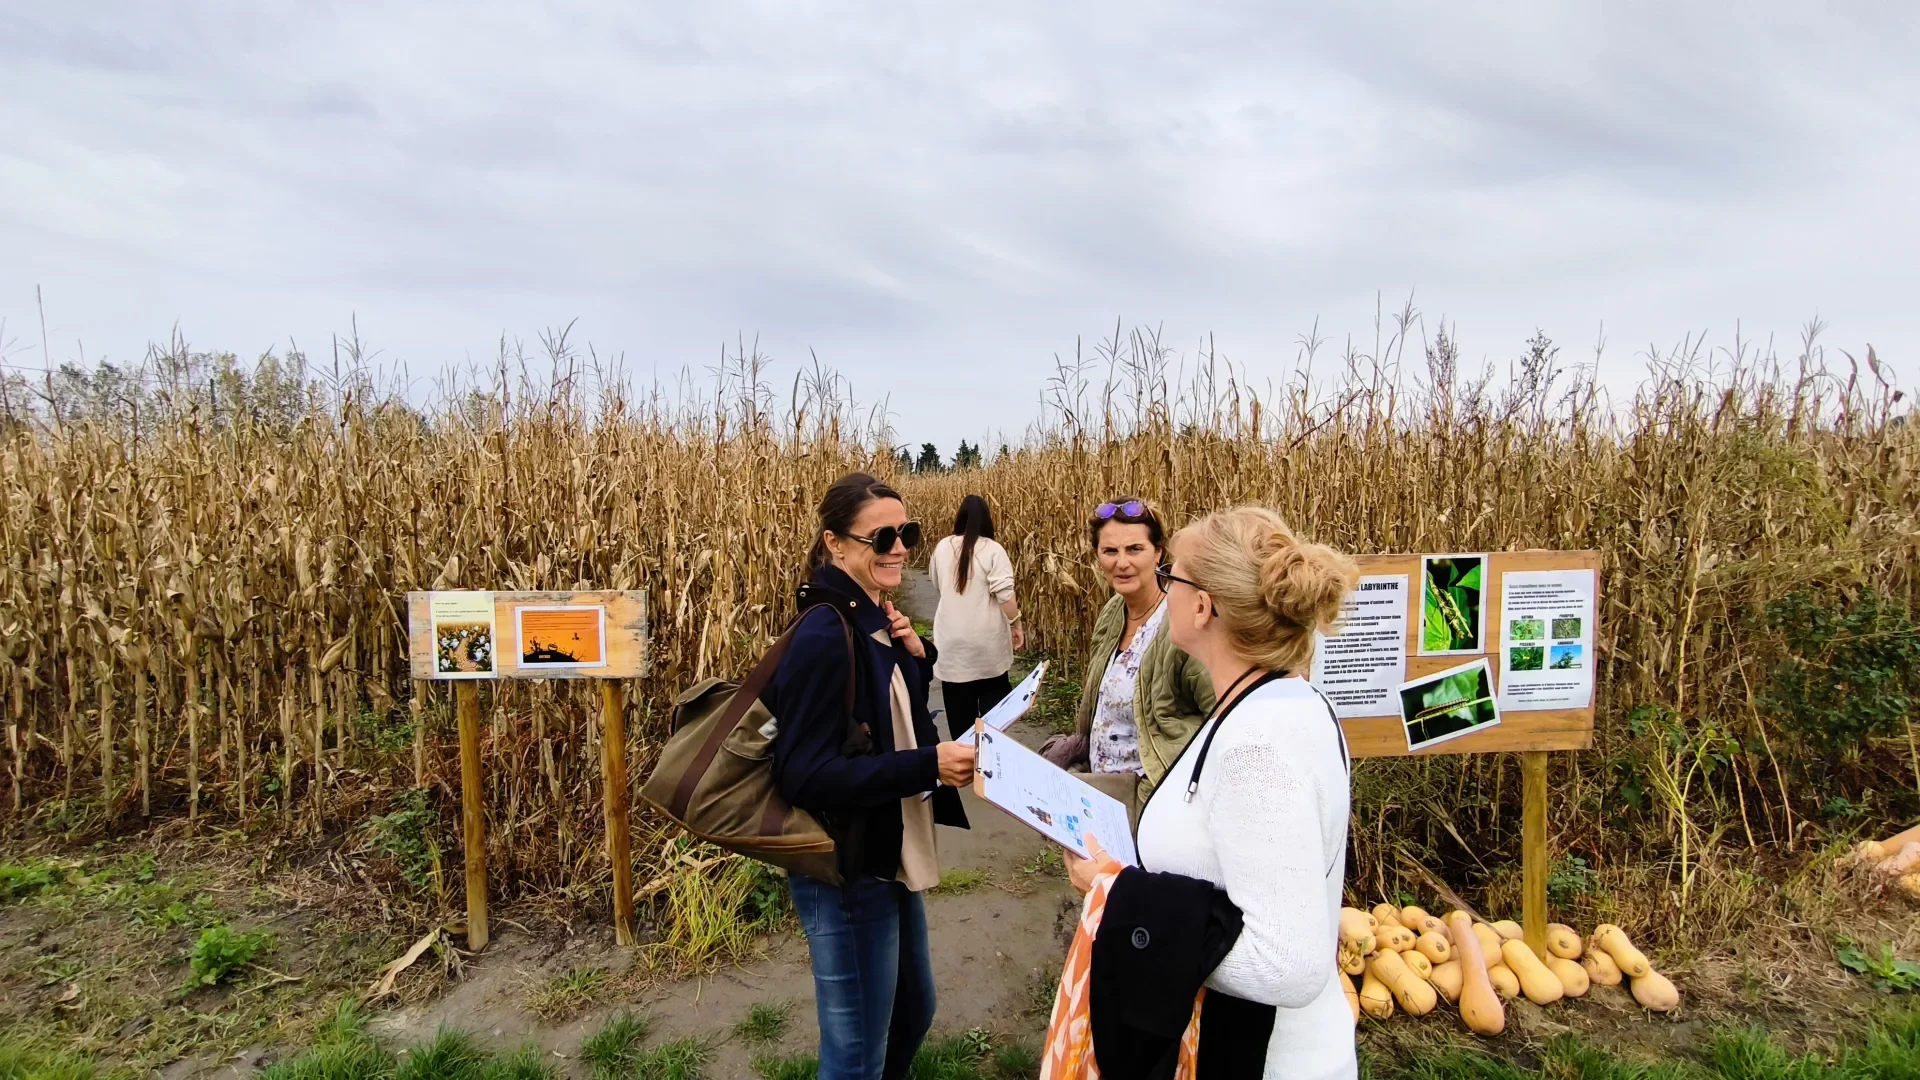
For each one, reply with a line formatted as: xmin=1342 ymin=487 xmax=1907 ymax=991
xmin=1059 ymin=507 xmax=1357 ymax=1079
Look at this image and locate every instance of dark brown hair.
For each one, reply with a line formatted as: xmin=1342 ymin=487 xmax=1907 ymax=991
xmin=808 ymin=472 xmax=904 ymax=570
xmin=1087 ymin=496 xmax=1166 ymax=555
xmin=950 ymin=494 xmax=996 ymax=595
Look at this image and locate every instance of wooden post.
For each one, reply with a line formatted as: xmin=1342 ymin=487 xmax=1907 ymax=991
xmin=456 ymin=681 xmax=489 ymax=951
xmin=600 ymin=680 xmax=635 ymax=946
xmin=1521 ymin=750 xmax=1550 ymax=958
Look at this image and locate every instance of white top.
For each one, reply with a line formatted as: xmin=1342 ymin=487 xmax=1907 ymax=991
xmin=1090 ymin=599 xmax=1166 ymax=776
xmin=1135 ymin=676 xmax=1355 ymax=1080
xmin=929 ymin=535 xmax=1017 ymax=683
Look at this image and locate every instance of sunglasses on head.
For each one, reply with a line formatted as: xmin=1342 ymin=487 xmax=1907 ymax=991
xmin=1095 ymin=499 xmax=1147 ymax=520
xmin=843 ymin=521 xmax=923 ymax=553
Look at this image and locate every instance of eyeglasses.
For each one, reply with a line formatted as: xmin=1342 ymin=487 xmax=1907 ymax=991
xmin=843 ymin=521 xmax=922 ymax=553
xmin=1095 ymin=499 xmax=1147 ymax=520
xmin=1155 ymin=564 xmax=1219 ymax=616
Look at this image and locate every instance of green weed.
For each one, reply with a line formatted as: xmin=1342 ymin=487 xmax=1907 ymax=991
xmin=989 ymin=1042 xmax=1040 ymax=1080
xmin=931 ymin=869 xmax=988 ymax=896
xmin=579 ymin=1011 xmax=653 ymax=1078
xmin=752 ymin=1052 xmax=819 ymax=1080
xmin=186 ymin=924 xmax=274 ymax=989
xmin=523 ymin=965 xmax=610 ymax=1021
xmin=625 ymin=1037 xmax=709 ymax=1080
xmin=734 ymin=1002 xmax=793 ymax=1046
xmin=367 ymin=789 xmax=442 ymax=895
xmin=393 ymin=1029 xmax=492 ymax=1080
xmin=1837 ymin=940 xmax=1920 ymax=993
xmin=0 ymin=859 xmax=62 ymax=902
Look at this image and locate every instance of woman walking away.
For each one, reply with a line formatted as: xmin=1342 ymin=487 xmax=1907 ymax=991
xmin=1039 ymin=498 xmax=1213 ymax=818
xmin=930 ymin=495 xmax=1024 ymax=740
xmin=1057 ymin=506 xmax=1358 ymax=1079
xmin=767 ymin=472 xmax=976 ymax=1080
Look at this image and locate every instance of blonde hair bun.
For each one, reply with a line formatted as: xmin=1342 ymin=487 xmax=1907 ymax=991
xmin=1177 ymin=507 xmax=1358 ymax=674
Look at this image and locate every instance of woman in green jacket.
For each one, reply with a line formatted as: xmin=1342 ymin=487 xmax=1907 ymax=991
xmin=1039 ymin=498 xmax=1214 ymax=812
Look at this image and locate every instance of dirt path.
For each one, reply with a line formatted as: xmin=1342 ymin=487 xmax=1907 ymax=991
xmin=363 ymin=570 xmax=1072 ymax=1078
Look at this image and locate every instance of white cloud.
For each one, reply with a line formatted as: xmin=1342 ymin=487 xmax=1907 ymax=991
xmin=3 ymin=1 xmax=1915 ymax=447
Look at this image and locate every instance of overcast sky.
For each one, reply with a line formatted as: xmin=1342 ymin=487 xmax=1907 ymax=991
xmin=3 ymin=3 xmax=1916 ymax=448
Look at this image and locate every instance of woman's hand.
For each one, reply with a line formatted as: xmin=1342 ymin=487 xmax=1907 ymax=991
xmin=1010 ymin=622 xmax=1027 ymax=651
xmin=1065 ymin=834 xmax=1121 ymax=894
xmin=936 ymin=740 xmax=976 ymax=787
xmin=883 ymin=601 xmax=925 ymax=658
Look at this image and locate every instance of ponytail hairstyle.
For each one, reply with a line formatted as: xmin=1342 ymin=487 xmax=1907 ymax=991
xmin=950 ymin=494 xmax=996 ymax=595
xmin=807 ymin=472 xmax=904 ymax=571
xmin=1173 ymin=506 xmax=1357 ymax=674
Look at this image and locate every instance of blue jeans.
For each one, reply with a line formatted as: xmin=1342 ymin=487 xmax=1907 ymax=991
xmin=789 ymin=872 xmax=936 ymax=1080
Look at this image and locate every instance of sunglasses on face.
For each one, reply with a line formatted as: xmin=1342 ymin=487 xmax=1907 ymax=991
xmin=1095 ymin=499 xmax=1147 ymax=520
xmin=843 ymin=521 xmax=923 ymax=553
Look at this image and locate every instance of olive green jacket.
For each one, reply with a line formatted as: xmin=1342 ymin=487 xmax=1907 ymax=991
xmin=1074 ymin=593 xmax=1217 ymax=800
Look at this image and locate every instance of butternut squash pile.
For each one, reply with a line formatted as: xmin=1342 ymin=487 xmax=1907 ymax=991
xmin=1845 ymin=822 xmax=1920 ymax=899
xmin=1337 ymin=902 xmax=1681 ymax=1034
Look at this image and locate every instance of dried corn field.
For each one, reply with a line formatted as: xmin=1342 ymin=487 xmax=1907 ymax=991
xmin=903 ymin=325 xmax=1920 ymax=945
xmin=0 ymin=345 xmax=889 ymax=906
xmin=2 ymin=324 xmax=1916 ymax=948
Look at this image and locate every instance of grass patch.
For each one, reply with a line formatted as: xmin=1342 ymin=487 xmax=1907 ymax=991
xmin=523 ymin=965 xmax=611 ymax=1021
xmin=579 ymin=1010 xmax=653 ymax=1078
xmin=989 ymin=1042 xmax=1040 ymax=1080
xmin=1021 ymin=660 xmax=1083 ymax=736
xmin=0 ymin=1033 xmax=110 ymax=1080
xmin=186 ymin=923 xmax=275 ymax=988
xmin=0 ymin=859 xmax=64 ymax=903
xmin=626 ymin=1037 xmax=710 ymax=1080
xmin=930 ymin=868 xmax=989 ymax=896
xmin=752 ymin=1052 xmax=819 ymax=1080
xmin=734 ymin=1002 xmax=793 ymax=1046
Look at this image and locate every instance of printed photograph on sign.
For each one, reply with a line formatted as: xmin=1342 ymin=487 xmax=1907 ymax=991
xmin=515 ymin=605 xmax=608 ymax=670
xmin=1509 ymin=645 xmax=1545 ymax=671
xmin=1419 ymin=555 xmax=1487 ymax=655
xmin=1509 ymin=616 xmax=1545 ymax=641
xmin=429 ymin=592 xmax=496 ymax=679
xmin=1399 ymin=658 xmax=1501 ymax=752
xmin=1550 ymin=644 xmax=1584 ymax=669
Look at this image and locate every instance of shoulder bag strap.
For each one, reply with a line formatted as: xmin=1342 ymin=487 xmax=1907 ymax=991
xmin=668 ymin=603 xmax=858 ymax=821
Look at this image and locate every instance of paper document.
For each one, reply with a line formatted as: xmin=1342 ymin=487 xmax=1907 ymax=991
xmin=1311 ymin=575 xmax=1409 ymax=717
xmin=952 ymin=661 xmax=1048 ymax=748
xmin=1497 ymin=569 xmax=1597 ymax=711
xmin=973 ymin=726 xmax=1138 ymax=866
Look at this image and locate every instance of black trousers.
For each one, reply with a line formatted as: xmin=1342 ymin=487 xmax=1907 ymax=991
xmin=941 ymin=672 xmax=1013 ymax=741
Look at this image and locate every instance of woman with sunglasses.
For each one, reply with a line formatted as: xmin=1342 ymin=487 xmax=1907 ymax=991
xmin=1059 ymin=507 xmax=1358 ymax=1078
xmin=929 ymin=494 xmax=1025 ymax=740
xmin=1039 ymin=498 xmax=1214 ymax=815
xmin=767 ymin=472 xmax=977 ymax=1080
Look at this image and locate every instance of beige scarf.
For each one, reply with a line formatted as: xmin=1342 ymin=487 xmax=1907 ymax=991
xmin=876 ymin=629 xmax=940 ymax=892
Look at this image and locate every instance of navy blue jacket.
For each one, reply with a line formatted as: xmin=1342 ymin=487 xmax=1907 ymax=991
xmin=766 ymin=565 xmax=968 ymax=882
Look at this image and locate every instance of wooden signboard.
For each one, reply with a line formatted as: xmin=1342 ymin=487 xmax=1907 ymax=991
xmin=1321 ymin=551 xmax=1600 ymax=759
xmin=1307 ymin=549 xmax=1600 ymax=960
xmin=404 ymin=590 xmax=648 ymax=950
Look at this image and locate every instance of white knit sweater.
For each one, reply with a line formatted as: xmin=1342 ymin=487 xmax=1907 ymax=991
xmin=1134 ymin=676 xmax=1356 ymax=1080
xmin=929 ymin=535 xmax=1017 ymax=683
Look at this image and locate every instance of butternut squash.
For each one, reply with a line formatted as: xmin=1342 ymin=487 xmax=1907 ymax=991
xmin=1899 ymin=872 xmax=1920 ymax=901
xmin=1471 ymin=922 xmax=1504 ymax=959
xmin=1630 ymin=969 xmax=1680 ymax=1012
xmin=1342 ymin=948 xmax=1368 ymax=976
xmin=1581 ymin=948 xmax=1623 ymax=986
xmin=1445 ymin=910 xmax=1505 ymax=1037
xmin=1501 ymin=939 xmax=1564 ymax=1005
xmin=1545 ymin=923 xmax=1583 ymax=960
xmin=1491 ymin=919 xmax=1524 ymax=941
xmin=1372 ymin=903 xmax=1406 ymax=930
xmin=1381 ymin=925 xmax=1418 ymax=952
xmin=1415 ymin=931 xmax=1452 ymax=965
xmin=1880 ymin=822 xmax=1920 ymax=854
xmin=1875 ymin=841 xmax=1920 ymax=877
xmin=1359 ymin=969 xmax=1395 ymax=1019
xmin=1429 ymin=959 xmax=1464 ymax=1004
xmin=1487 ymin=964 xmax=1521 ymax=999
xmin=1404 ymin=950 xmax=1433 ymax=980
xmin=1401 ymin=905 xmax=1448 ymax=939
xmin=1850 ymin=839 xmax=1888 ymax=866
xmin=1546 ymin=956 xmax=1590 ymax=997
xmin=1369 ymin=948 xmax=1438 ymax=1016
xmin=1343 ymin=971 xmax=1361 ymax=1022
xmin=1592 ymin=925 xmax=1651 ymax=978
xmin=1340 ymin=907 xmax=1378 ymax=951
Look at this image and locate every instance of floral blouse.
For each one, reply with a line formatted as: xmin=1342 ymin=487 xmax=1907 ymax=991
xmin=1090 ymin=599 xmax=1168 ymax=776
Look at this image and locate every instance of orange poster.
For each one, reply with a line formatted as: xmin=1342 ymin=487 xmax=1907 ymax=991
xmin=515 ymin=605 xmax=607 ymax=669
